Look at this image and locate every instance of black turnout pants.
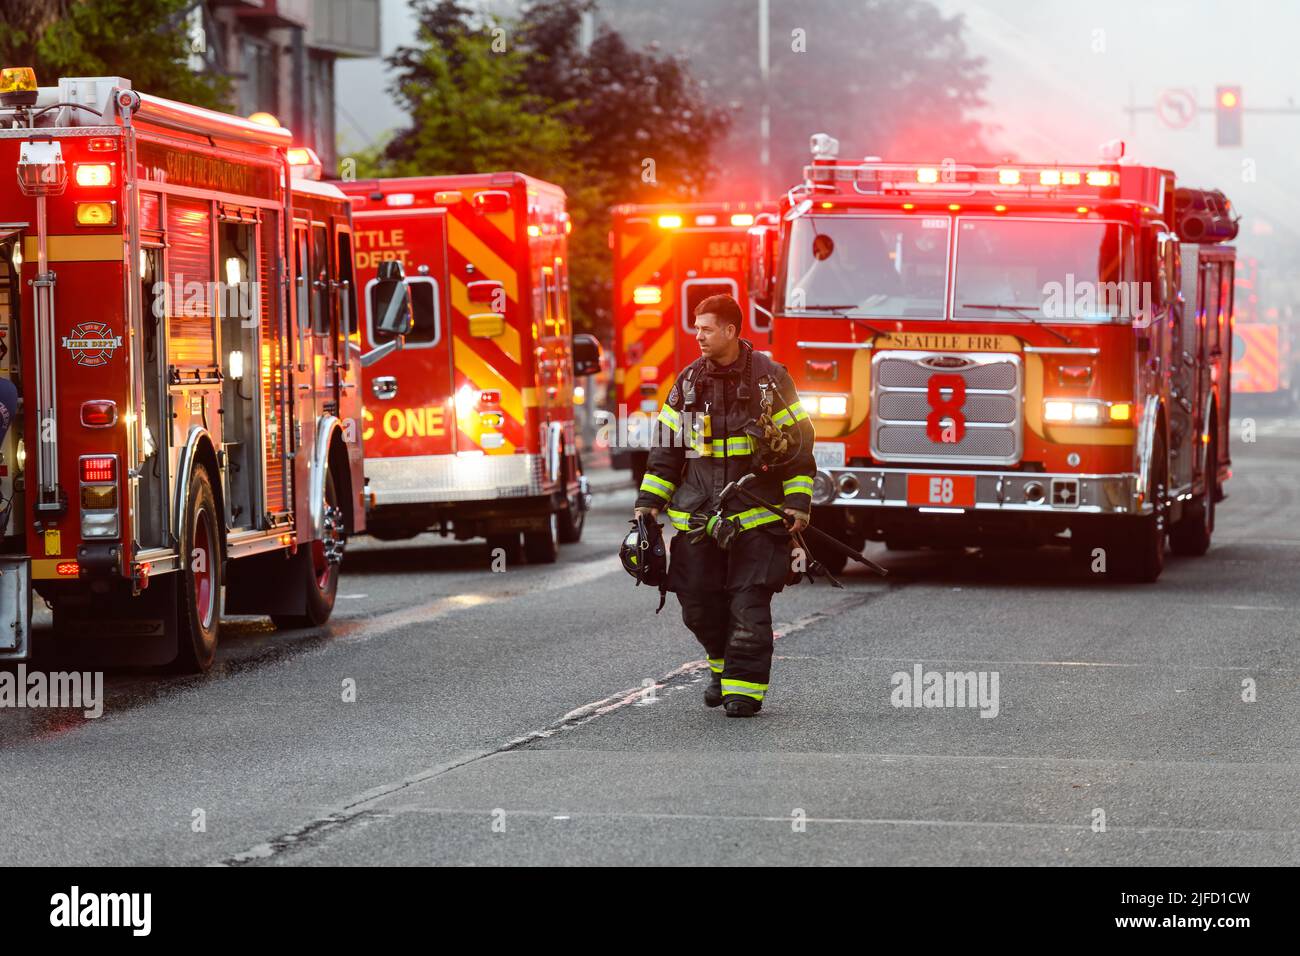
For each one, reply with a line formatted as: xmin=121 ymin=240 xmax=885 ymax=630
xmin=667 ymin=528 xmax=791 ymax=702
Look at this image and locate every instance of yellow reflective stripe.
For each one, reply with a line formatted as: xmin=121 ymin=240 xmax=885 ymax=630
xmin=639 ymin=473 xmax=676 ymax=501
xmin=733 ymin=507 xmax=783 ymax=530
xmin=707 ymin=658 xmax=724 ymax=674
xmin=657 ymin=405 xmax=681 ymax=433
xmin=772 ymin=401 xmax=809 ymax=427
xmin=666 ymin=508 xmax=691 ymax=531
xmin=721 ymin=678 xmax=768 ymax=700
xmin=707 ymin=436 xmax=755 ymax=456
xmin=782 ymin=476 xmax=814 ymax=496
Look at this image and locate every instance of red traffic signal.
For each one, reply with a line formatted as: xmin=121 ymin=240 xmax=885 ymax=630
xmin=1216 ymin=85 xmax=1242 ymax=146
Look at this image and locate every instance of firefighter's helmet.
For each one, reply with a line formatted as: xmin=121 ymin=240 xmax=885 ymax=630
xmin=620 ymin=514 xmax=667 ymax=588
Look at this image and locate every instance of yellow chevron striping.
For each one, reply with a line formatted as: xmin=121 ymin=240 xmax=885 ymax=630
xmin=454 ymin=334 xmax=524 ymax=424
xmin=450 ymin=275 xmax=522 ymax=364
xmin=623 ymin=327 xmax=677 ymax=401
xmin=466 ymin=190 xmax=515 ymax=242
xmin=621 ymin=238 xmax=671 ymax=306
xmin=448 ymin=216 xmax=518 ymax=301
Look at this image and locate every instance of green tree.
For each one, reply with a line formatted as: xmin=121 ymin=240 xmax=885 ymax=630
xmin=0 ymin=0 xmax=230 ymax=110
xmin=376 ymin=0 xmax=732 ymax=336
xmin=379 ymin=6 xmax=579 ymax=183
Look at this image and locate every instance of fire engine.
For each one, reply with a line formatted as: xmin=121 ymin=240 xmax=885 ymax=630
xmin=610 ymin=201 xmax=776 ymax=482
xmin=1231 ymin=257 xmax=1298 ymax=409
xmin=0 ymin=70 xmax=409 ymax=669
xmin=338 ymin=174 xmax=601 ymax=564
xmin=747 ymin=134 xmax=1236 ymax=582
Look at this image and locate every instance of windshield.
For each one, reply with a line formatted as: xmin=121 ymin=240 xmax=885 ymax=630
xmin=783 ymin=216 xmax=948 ymax=318
xmin=954 ymin=219 xmax=1135 ymax=322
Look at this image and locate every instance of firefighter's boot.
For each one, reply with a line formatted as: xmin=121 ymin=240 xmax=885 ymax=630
xmin=725 ymin=696 xmax=761 ymax=718
xmin=704 ymin=661 xmax=724 ymax=708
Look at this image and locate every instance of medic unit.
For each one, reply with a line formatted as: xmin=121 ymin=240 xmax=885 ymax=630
xmin=610 ymin=200 xmax=776 ymax=482
xmin=1230 ymin=257 xmax=1299 ymax=410
xmin=745 ymin=134 xmax=1239 ymax=581
xmin=339 ymin=173 xmax=600 ymax=563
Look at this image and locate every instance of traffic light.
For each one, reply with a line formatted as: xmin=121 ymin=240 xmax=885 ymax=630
xmin=1216 ymin=85 xmax=1242 ymax=147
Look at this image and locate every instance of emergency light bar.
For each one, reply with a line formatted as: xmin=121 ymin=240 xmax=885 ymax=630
xmin=287 ymin=146 xmax=322 ymax=181
xmin=804 ymin=161 xmax=1120 ymax=199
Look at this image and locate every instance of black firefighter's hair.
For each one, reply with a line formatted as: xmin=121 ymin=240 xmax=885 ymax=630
xmin=693 ymin=293 xmax=744 ymax=333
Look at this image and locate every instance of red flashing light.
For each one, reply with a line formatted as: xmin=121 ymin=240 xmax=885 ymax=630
xmin=478 ymin=390 xmax=501 ymax=407
xmin=467 ymin=280 xmax=503 ymax=303
xmin=87 ymin=137 xmax=118 ymax=152
xmin=56 ymin=562 xmax=80 ymax=577
xmin=80 ymin=400 xmax=117 ymax=427
xmin=80 ymin=456 xmax=116 ymax=483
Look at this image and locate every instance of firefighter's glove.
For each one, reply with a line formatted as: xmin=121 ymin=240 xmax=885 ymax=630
xmin=634 ymin=506 xmax=660 ymax=519
xmin=785 ymin=509 xmax=810 ymax=534
xmin=708 ymin=514 xmax=741 ymax=551
xmin=683 ymin=513 xmax=740 ymax=550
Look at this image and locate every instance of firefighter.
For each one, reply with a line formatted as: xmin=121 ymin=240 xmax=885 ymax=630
xmin=633 ymin=294 xmax=816 ymax=717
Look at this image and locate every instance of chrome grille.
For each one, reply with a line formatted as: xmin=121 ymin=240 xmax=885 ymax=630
xmin=871 ymin=351 xmax=1022 ymax=466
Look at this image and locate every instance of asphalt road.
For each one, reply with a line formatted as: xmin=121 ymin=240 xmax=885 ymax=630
xmin=1 ymin=415 xmax=1297 ymax=866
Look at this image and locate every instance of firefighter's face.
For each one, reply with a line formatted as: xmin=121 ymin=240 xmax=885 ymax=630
xmin=694 ymin=313 xmax=736 ymax=359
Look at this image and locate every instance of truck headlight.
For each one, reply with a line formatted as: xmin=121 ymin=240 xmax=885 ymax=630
xmin=1044 ymin=399 xmax=1132 ymax=424
xmin=805 ymin=394 xmax=850 ymax=419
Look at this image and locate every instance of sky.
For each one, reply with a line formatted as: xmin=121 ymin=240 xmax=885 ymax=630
xmin=336 ymin=0 xmax=1300 ymax=260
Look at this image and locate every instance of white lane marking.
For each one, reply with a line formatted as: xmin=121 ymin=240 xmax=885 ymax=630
xmin=774 ymin=655 xmax=1297 ymax=673
xmin=338 ymin=594 xmax=368 ymax=600
xmin=387 ymin=805 xmax=1300 ymax=836
xmin=331 ymin=558 xmax=622 ymax=645
xmin=1206 ymin=604 xmax=1291 ymax=611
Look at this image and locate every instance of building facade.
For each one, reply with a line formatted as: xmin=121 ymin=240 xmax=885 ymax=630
xmin=193 ymin=0 xmax=381 ymax=171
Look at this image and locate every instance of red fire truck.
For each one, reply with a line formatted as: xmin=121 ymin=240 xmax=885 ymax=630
xmin=338 ymin=174 xmax=601 ymax=564
xmin=610 ymin=201 xmax=776 ymax=482
xmin=0 ymin=70 xmax=406 ymax=669
xmin=747 ymin=135 xmax=1235 ymax=581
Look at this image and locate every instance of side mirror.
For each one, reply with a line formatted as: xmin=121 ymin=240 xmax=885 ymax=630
xmin=373 ymin=260 xmax=415 ymax=337
xmin=572 ymin=332 xmax=603 ymax=377
xmin=747 ymin=225 xmax=777 ymax=308
xmin=361 ymin=261 xmax=414 ymax=368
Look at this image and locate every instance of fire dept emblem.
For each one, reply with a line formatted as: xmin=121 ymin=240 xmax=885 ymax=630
xmin=61 ymin=322 xmax=123 ymax=367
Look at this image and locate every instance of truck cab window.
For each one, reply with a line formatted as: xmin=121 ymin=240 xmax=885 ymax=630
xmin=311 ymin=224 xmax=332 ymax=336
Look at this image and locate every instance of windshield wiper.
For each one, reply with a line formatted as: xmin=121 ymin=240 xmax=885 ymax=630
xmin=797 ymin=305 xmax=892 ymax=339
xmin=960 ymin=303 xmax=1074 ymax=346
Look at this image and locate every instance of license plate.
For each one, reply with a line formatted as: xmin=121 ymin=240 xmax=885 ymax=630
xmin=813 ymin=441 xmax=846 ymax=469
xmin=906 ymin=474 xmax=975 ymax=507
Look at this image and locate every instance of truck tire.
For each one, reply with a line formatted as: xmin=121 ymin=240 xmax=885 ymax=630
xmin=1111 ymin=432 xmax=1168 ymax=582
xmin=556 ymin=460 xmax=586 ymax=544
xmin=524 ymin=514 xmax=559 ymax=564
xmin=806 ymin=507 xmax=850 ymax=574
xmin=1170 ymin=429 xmax=1216 ymax=557
xmin=174 ymin=466 xmax=222 ymax=672
xmin=486 ymin=533 xmax=523 ymax=567
xmin=271 ymin=467 xmax=343 ymax=630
